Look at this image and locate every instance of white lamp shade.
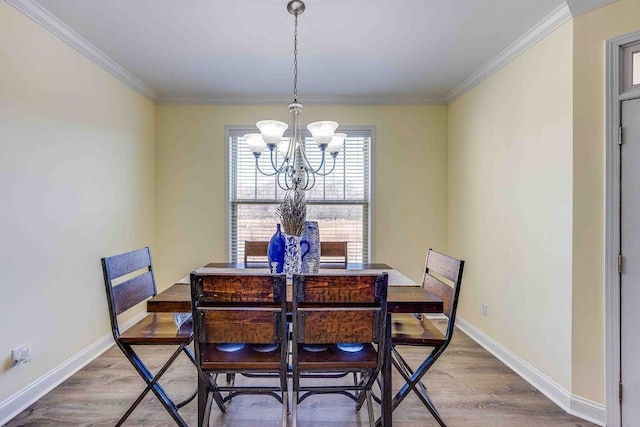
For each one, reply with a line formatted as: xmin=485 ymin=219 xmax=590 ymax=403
xmin=244 ymin=133 xmax=267 ymax=153
xmin=327 ymin=133 xmax=346 ymax=153
xmin=277 ymin=140 xmax=290 ymax=157
xmin=256 ymin=120 xmax=288 ymax=146
xmin=307 ymin=121 xmax=339 ymax=146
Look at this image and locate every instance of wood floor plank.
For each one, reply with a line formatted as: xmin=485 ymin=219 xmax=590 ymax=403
xmin=6 ymin=323 xmax=596 ymax=426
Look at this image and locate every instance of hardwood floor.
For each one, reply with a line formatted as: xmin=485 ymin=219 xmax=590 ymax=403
xmin=7 ymin=323 xmax=595 ymax=426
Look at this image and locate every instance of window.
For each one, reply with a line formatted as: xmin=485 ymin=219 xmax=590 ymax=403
xmin=228 ymin=127 xmax=372 ymax=263
xmin=622 ymin=41 xmax=640 ymax=92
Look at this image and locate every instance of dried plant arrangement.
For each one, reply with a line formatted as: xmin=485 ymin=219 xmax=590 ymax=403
xmin=276 ymin=190 xmax=307 ymax=236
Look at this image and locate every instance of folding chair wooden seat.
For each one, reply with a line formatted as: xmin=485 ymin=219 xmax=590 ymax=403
xmin=390 ymin=249 xmax=465 ymax=427
xmin=291 ymin=272 xmax=388 ymax=427
xmin=190 ymin=272 xmax=288 ymax=427
xmin=101 ymin=247 xmax=196 ymax=427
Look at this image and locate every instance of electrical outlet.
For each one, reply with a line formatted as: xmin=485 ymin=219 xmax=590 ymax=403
xmin=481 ymin=303 xmax=488 ymax=317
xmin=11 ymin=345 xmax=33 ymax=366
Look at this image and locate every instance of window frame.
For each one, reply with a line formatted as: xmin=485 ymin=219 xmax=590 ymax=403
xmin=622 ymin=41 xmax=640 ymax=97
xmin=225 ymin=124 xmax=375 ymax=263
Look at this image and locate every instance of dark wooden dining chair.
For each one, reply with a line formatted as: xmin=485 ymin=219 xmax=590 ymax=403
xmin=291 ymin=272 xmax=388 ymax=427
xmin=390 ymin=249 xmax=465 ymax=426
xmin=101 ymin=247 xmax=196 ymax=427
xmin=190 ymin=272 xmax=288 ymax=427
xmin=244 ymin=241 xmax=269 ymax=265
xmin=320 ymin=241 xmax=348 ymax=267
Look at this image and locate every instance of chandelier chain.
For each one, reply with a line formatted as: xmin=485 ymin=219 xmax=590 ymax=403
xmin=293 ymin=11 xmax=298 ymax=102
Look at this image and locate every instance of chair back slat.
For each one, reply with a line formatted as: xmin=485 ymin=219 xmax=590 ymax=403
xmin=320 ymin=241 xmax=348 ymax=267
xmin=298 ymin=309 xmax=377 ymax=343
xmin=423 ymin=274 xmax=455 ymax=319
xmin=296 ymin=274 xmax=384 ymax=303
xmin=200 ymin=309 xmax=281 ymax=344
xmin=244 ymin=241 xmax=269 ymax=265
xmin=112 ymin=271 xmax=156 ymax=315
xmin=426 ymin=249 xmax=461 ymax=283
xmin=103 ymin=247 xmax=152 ymax=281
xmin=196 ymin=274 xmax=284 ymax=303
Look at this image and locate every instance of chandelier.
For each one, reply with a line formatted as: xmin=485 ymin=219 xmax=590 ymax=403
xmin=244 ymin=0 xmax=344 ymax=191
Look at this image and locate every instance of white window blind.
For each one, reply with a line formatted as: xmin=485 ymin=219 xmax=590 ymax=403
xmin=228 ymin=127 xmax=372 ymax=263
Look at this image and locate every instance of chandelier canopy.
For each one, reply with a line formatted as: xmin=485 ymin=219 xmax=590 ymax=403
xmin=244 ymin=0 xmax=342 ymax=191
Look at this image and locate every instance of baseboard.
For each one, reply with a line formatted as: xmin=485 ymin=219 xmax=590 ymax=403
xmin=0 ymin=312 xmax=147 ymax=425
xmin=456 ymin=317 xmax=606 ymax=426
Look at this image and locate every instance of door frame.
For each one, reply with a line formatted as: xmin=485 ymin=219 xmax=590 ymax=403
xmin=605 ymin=30 xmax=640 ymax=427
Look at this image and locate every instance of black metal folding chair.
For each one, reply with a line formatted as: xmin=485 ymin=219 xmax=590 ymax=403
xmin=389 ymin=249 xmax=465 ymax=426
xmin=190 ymin=272 xmax=289 ymax=427
xmin=291 ymin=272 xmax=389 ymax=427
xmin=102 ymin=247 xmax=197 ymax=426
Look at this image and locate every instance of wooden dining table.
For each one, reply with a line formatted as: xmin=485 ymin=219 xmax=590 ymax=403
xmin=147 ymin=262 xmax=443 ymax=427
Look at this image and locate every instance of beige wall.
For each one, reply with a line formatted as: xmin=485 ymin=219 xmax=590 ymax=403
xmin=572 ymin=0 xmax=640 ymax=403
xmin=3 ymin=0 xmax=634 ymax=416
xmin=154 ymin=105 xmax=448 ymax=288
xmin=448 ymin=21 xmax=574 ymax=390
xmin=0 ymin=2 xmax=155 ymax=404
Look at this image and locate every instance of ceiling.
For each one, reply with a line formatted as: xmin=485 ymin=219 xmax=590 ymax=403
xmin=18 ymin=0 xmax=610 ymax=104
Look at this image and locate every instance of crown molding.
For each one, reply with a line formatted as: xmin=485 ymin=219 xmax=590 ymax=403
xmin=4 ymin=0 xmax=444 ymax=108
xmin=566 ymin=0 xmax=619 ymax=17
xmin=5 ymin=0 xmax=158 ymax=103
xmin=446 ymin=2 xmax=572 ymax=103
xmin=10 ymin=0 xmax=616 ymax=107
xmin=157 ymin=94 xmax=448 ymax=106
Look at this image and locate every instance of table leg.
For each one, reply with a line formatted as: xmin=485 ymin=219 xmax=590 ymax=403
xmin=380 ymin=313 xmax=392 ymax=426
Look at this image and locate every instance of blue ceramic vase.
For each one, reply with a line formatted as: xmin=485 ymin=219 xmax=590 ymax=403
xmin=267 ymin=224 xmax=285 ymax=273
xmin=300 ymin=221 xmax=320 ymax=273
xmin=283 ymin=233 xmax=303 ymax=276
